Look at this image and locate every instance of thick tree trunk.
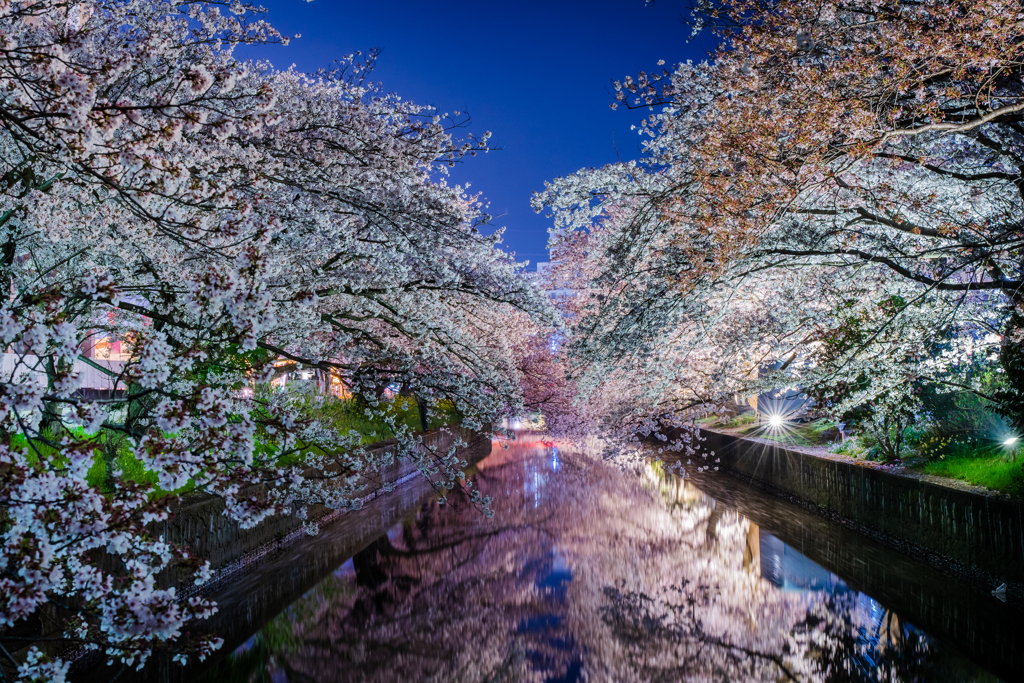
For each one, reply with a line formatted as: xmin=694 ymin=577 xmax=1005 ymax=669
xmin=415 ymin=395 xmax=430 ymax=433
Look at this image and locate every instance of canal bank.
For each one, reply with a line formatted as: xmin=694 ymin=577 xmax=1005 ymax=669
xmin=156 ymin=426 xmax=491 ymax=592
xmin=674 ymin=464 xmax=1024 ymax=682
xmin=77 ymin=448 xmax=494 ymax=683
xmin=686 ymin=427 xmax=1024 ymax=594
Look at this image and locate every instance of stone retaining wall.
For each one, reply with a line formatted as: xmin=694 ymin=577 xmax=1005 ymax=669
xmin=694 ymin=428 xmax=1024 ymax=584
xmin=682 ymin=466 xmax=1024 ymax=681
xmin=93 ymin=453 xmax=485 ymax=683
xmin=155 ymin=426 xmax=489 ymax=580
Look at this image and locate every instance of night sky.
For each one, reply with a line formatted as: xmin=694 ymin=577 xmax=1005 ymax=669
xmin=242 ymin=0 xmax=712 ymax=268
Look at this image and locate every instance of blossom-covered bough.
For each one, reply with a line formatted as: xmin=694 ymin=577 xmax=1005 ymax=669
xmin=0 ymin=1 xmax=556 ymax=679
xmin=535 ymin=0 xmax=1024 ymax=449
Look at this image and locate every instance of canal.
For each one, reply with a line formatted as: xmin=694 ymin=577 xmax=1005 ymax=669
xmin=137 ymin=432 xmax=1018 ymax=682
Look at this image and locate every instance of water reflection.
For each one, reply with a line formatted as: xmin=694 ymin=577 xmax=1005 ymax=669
xmin=198 ymin=434 xmax=1004 ymax=683
xmin=641 ymin=461 xmax=1006 ymax=682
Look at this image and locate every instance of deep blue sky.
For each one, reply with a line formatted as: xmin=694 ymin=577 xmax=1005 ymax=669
xmin=242 ymin=0 xmax=712 ymax=268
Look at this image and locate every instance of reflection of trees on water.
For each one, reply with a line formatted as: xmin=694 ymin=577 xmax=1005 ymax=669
xmin=203 ymin=437 xmax=577 ymax=683
xmin=599 ymin=581 xmax=805 ymax=682
xmin=795 ymin=594 xmax=1001 ymax=683
xmin=597 ymin=581 xmax=995 ymax=683
xmin=201 ymin=437 xmax=996 ymax=683
xmin=638 ymin=462 xmax=1000 ymax=683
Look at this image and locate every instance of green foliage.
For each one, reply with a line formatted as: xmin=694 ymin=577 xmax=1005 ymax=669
xmin=288 ymin=392 xmax=460 ymax=445
xmin=900 ymin=418 xmax=1024 ymax=494
xmin=11 ymin=389 xmax=463 ymax=498
xmin=10 ymin=430 xmax=167 ymax=493
xmin=909 ymin=433 xmax=953 ymax=461
xmin=918 ymin=383 xmax=1006 ymax=439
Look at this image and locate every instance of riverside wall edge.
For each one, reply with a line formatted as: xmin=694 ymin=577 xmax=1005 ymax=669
xmin=690 ymin=428 xmax=1024 ymax=585
xmin=154 ymin=426 xmax=491 ymax=585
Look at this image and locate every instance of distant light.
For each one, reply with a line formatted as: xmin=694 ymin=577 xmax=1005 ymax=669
xmin=1005 ymin=437 xmax=1019 ymax=447
xmin=768 ymin=415 xmax=784 ymax=428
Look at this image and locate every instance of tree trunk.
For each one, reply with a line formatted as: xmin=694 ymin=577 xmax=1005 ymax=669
xmin=40 ymin=354 xmax=65 ymax=440
xmin=415 ymin=395 xmax=430 ymax=433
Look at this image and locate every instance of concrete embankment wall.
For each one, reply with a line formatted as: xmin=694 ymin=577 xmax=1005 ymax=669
xmin=693 ymin=429 xmax=1024 ymax=585
xmin=94 ymin=454 xmax=474 ymax=683
xmin=155 ymin=426 xmax=490 ymax=584
xmin=683 ymin=467 xmax=1024 ymax=681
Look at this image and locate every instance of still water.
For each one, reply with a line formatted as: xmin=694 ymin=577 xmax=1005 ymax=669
xmin=189 ymin=433 xmax=1017 ymax=683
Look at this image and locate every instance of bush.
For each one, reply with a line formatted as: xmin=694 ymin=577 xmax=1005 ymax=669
xmin=918 ymin=384 xmax=1006 ymax=441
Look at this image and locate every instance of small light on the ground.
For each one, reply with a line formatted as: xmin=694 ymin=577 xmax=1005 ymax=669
xmin=1004 ymin=436 xmax=1018 ymax=447
xmin=768 ymin=415 xmax=784 ymax=428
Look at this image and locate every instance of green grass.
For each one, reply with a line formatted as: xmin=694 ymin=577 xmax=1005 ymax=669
xmin=261 ymin=395 xmax=461 ymax=470
xmin=12 ymin=429 xmax=143 ymax=485
xmin=911 ymin=441 xmax=1024 ymax=495
xmin=12 ymin=430 xmax=193 ymax=496
xmin=705 ymin=413 xmax=839 ymax=446
xmin=831 ymin=439 xmax=867 ymax=458
xmin=723 ymin=413 xmax=757 ymax=429
xmin=701 ymin=412 xmax=757 ymax=429
xmin=295 ymin=394 xmax=459 ymax=446
xmin=709 ymin=408 xmax=1024 ymax=496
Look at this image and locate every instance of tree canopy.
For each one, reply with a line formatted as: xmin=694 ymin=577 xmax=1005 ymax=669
xmin=0 ymin=1 xmax=556 ymax=677
xmin=535 ymin=0 xmax=1024 ymax=440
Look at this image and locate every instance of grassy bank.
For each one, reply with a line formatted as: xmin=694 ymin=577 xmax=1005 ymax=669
xmin=915 ymin=454 xmax=1024 ymax=495
xmin=908 ymin=440 xmax=1024 ymax=496
xmin=703 ymin=414 xmax=841 ymax=449
xmin=12 ymin=395 xmax=462 ymax=497
xmin=703 ymin=412 xmax=1024 ymax=496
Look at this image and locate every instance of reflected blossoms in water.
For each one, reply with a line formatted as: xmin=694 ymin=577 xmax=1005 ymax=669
xmin=200 ymin=434 xmax=999 ymax=683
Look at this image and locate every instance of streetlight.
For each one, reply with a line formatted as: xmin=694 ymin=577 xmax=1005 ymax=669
xmin=1003 ymin=435 xmax=1020 ymax=463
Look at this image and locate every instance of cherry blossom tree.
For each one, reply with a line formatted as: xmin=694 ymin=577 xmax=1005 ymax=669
xmin=0 ymin=1 xmax=556 ymax=678
xmin=535 ymin=0 xmax=1023 ymax=439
